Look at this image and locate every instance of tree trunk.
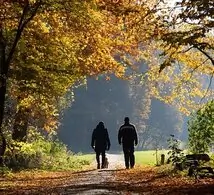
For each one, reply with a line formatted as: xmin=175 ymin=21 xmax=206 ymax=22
xmin=0 ymin=33 xmax=7 ymax=166
xmin=0 ymin=2 xmax=42 ymax=165
xmin=12 ymin=106 xmax=29 ymax=142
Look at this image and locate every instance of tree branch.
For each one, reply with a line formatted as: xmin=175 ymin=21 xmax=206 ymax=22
xmin=194 ymin=45 xmax=214 ymax=66
xmin=5 ymin=1 xmax=42 ymax=72
xmin=5 ymin=3 xmax=29 ymax=72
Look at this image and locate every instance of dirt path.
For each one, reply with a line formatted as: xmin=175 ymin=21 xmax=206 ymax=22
xmin=91 ymin=153 xmax=124 ymax=169
xmin=58 ymin=153 xmax=126 ymax=195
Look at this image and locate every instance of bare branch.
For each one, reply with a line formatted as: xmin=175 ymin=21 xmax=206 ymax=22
xmin=194 ymin=45 xmax=214 ymax=66
xmin=181 ymin=46 xmax=194 ymax=53
xmin=22 ymin=0 xmax=42 ymax=27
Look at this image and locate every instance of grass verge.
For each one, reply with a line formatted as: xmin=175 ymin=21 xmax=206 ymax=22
xmin=135 ymin=150 xmax=170 ymax=165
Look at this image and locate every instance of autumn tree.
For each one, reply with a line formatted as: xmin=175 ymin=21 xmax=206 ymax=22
xmin=1 ymin=0 xmax=213 ymax=164
xmin=0 ymin=0 xmax=166 ymax=163
xmin=133 ymin=0 xmax=214 ymax=117
xmin=0 ymin=0 xmax=114 ymax=162
xmin=163 ymin=0 xmax=214 ymax=64
xmin=129 ymin=72 xmax=152 ymax=148
xmin=0 ymin=0 xmax=45 ymax=164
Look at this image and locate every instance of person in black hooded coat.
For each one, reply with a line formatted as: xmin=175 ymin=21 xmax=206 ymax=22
xmin=91 ymin=122 xmax=111 ymax=169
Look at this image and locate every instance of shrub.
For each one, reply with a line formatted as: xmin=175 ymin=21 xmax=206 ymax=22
xmin=167 ymin=135 xmax=184 ymax=170
xmin=188 ymin=100 xmax=214 ymax=153
xmin=4 ymin=129 xmax=91 ymax=171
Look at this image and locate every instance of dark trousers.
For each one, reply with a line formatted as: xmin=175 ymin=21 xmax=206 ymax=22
xmin=96 ymin=150 xmax=106 ymax=168
xmin=123 ymin=145 xmax=135 ymax=168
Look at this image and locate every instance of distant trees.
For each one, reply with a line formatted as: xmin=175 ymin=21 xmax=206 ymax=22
xmin=59 ymin=76 xmax=133 ymax=152
xmin=60 ymin=75 xmax=185 ymax=152
xmin=188 ymin=100 xmax=214 ymax=153
xmin=129 ymin=69 xmax=184 ymax=150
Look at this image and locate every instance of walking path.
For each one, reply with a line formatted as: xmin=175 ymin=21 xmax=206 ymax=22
xmin=1 ymin=153 xmax=128 ymax=195
xmin=91 ymin=153 xmax=124 ymax=170
xmin=60 ymin=153 xmax=126 ymax=195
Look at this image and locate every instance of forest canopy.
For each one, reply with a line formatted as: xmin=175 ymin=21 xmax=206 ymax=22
xmin=0 ymin=0 xmax=213 ymax=153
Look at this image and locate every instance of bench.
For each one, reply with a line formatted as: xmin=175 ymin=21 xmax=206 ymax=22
xmin=184 ymin=154 xmax=214 ymax=180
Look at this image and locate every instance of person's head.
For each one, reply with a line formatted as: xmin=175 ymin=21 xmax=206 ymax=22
xmin=124 ymin=117 xmax=129 ymax=124
xmin=98 ymin=121 xmax=104 ymax=128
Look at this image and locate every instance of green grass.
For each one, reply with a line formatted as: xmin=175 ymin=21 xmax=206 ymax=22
xmin=75 ymin=153 xmax=95 ymax=164
xmin=74 ymin=150 xmax=171 ymax=167
xmin=135 ymin=150 xmax=170 ymax=166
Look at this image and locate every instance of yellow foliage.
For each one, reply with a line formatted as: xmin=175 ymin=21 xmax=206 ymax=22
xmin=1 ymin=0 xmax=214 ymax=132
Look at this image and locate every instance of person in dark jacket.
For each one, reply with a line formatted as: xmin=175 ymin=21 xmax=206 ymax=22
xmin=118 ymin=117 xmax=138 ymax=169
xmin=91 ymin=122 xmax=111 ymax=169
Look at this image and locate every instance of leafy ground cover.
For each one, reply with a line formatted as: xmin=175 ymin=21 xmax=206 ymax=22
xmin=0 ymin=153 xmax=95 ymax=194
xmin=114 ymin=165 xmax=214 ymax=195
xmin=1 ymin=153 xmax=214 ymax=194
xmin=1 ymin=164 xmax=214 ymax=195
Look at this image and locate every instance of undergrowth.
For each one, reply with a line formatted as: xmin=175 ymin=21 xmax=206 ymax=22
xmin=2 ymin=129 xmax=92 ymax=173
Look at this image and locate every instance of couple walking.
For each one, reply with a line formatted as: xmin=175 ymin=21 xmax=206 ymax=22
xmin=91 ymin=117 xmax=138 ymax=169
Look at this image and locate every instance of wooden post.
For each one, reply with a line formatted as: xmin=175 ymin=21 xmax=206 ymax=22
xmin=160 ymin=154 xmax=165 ymax=165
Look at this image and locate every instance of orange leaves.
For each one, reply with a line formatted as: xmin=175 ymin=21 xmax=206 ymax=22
xmin=115 ymin=165 xmax=214 ymax=194
xmin=3 ymin=0 xmax=213 ymax=133
xmin=2 ymin=165 xmax=214 ymax=194
xmin=0 ymin=170 xmax=75 ymax=194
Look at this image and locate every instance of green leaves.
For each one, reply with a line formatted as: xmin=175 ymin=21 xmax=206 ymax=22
xmin=167 ymin=135 xmax=184 ymax=166
xmin=188 ymin=100 xmax=214 ymax=153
